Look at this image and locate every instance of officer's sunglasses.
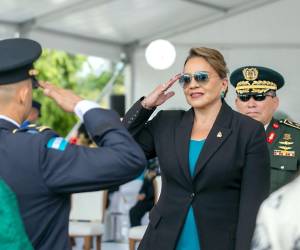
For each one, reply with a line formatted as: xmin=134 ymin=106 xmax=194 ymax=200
xmin=237 ymin=92 xmax=276 ymax=102
xmin=179 ymin=71 xmax=210 ymax=88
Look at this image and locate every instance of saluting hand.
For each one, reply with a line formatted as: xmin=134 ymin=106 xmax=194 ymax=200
xmin=141 ymin=74 xmax=180 ymax=110
xmin=39 ymin=81 xmax=83 ymax=113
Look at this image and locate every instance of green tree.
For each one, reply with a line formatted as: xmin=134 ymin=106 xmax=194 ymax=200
xmin=33 ymin=49 xmax=86 ymax=136
xmin=32 ymin=49 xmax=124 ymax=136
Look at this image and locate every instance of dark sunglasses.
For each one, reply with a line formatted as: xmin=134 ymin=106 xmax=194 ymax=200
xmin=179 ymin=71 xmax=209 ymax=87
xmin=237 ymin=92 xmax=276 ymax=102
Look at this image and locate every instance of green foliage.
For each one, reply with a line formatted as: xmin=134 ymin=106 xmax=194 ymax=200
xmin=77 ymin=71 xmax=112 ymax=100
xmin=112 ymin=73 xmax=125 ymax=95
xmin=33 ymin=49 xmax=86 ymax=136
xmin=32 ymin=49 xmax=124 ymax=136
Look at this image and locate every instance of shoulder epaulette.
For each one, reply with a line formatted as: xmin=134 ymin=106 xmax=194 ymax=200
xmin=279 ymin=119 xmax=300 ymax=130
xmin=13 ymin=124 xmax=51 ymax=134
xmin=36 ymin=125 xmax=52 ymax=132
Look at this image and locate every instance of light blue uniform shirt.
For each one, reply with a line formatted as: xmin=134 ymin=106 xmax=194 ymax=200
xmin=176 ymin=139 xmax=205 ymax=250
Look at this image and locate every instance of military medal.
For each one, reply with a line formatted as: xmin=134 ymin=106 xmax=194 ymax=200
xmin=273 ymin=132 xmax=295 ymax=157
xmin=273 ymin=150 xmax=295 ymax=157
xmin=278 ymin=146 xmax=292 ymax=151
xmin=283 ymin=133 xmax=292 ymax=140
xmin=279 ymin=141 xmax=294 ymax=146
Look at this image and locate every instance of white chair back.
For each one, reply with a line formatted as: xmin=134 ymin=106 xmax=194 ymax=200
xmin=69 ymin=191 xmax=106 ymax=222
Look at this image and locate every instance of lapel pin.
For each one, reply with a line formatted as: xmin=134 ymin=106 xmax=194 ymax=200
xmin=217 ymin=131 xmax=222 ymax=138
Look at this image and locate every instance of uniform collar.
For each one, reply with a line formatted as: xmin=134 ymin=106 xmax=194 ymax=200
xmin=0 ymin=115 xmax=20 ymax=130
xmin=264 ymin=123 xmax=269 ymax=131
xmin=265 ymin=117 xmax=277 ymax=133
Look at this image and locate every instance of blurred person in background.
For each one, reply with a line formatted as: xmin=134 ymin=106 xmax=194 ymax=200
xmin=21 ymin=100 xmax=41 ymax=128
xmin=251 ymin=174 xmax=300 ymax=250
xmin=0 ymin=179 xmax=33 ymax=250
xmin=76 ymin=123 xmax=93 ymax=146
xmin=129 ymin=159 xmax=159 ymax=227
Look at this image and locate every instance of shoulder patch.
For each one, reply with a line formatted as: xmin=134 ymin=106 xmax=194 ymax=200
xmin=280 ymin=119 xmax=300 ymax=130
xmin=47 ymin=137 xmax=68 ymax=151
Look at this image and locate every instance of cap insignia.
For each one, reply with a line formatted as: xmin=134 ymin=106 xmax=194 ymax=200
xmin=243 ymin=68 xmax=258 ymax=81
xmin=28 ymin=69 xmax=38 ymax=76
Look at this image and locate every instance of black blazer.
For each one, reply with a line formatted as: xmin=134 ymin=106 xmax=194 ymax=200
xmin=123 ymin=100 xmax=270 ymax=250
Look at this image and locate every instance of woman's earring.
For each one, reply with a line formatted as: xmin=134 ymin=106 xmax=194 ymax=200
xmin=220 ymin=91 xmax=225 ymax=99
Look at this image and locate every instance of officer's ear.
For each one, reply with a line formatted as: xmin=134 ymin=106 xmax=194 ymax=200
xmin=235 ymin=97 xmax=238 ymax=105
xmin=18 ymin=79 xmax=32 ymax=105
xmin=274 ymin=96 xmax=279 ymax=109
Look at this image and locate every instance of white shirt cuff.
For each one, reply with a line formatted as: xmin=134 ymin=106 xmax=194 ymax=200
xmin=74 ymin=100 xmax=100 ymax=121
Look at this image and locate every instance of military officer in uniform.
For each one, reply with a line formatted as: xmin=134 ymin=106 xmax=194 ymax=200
xmin=231 ymin=66 xmax=300 ymax=192
xmin=21 ymin=100 xmax=42 ymax=127
xmin=0 ymin=38 xmax=146 ymax=250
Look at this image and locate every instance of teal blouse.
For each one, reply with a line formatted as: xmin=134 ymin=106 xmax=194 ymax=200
xmin=176 ymin=139 xmax=205 ymax=250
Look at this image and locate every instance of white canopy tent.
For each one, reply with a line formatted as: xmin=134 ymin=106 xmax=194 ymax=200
xmin=1 ymin=0 xmax=299 ymax=120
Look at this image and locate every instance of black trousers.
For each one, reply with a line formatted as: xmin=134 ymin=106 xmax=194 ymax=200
xmin=129 ymin=200 xmax=154 ymax=227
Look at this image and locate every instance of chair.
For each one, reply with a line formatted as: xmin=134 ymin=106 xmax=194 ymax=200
xmin=69 ymin=190 xmax=107 ymax=250
xmin=128 ymin=225 xmax=147 ymax=250
xmin=128 ymin=175 xmax=162 ymax=250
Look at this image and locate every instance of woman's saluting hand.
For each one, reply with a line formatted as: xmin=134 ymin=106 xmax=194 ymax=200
xmin=141 ymin=74 xmax=181 ymax=110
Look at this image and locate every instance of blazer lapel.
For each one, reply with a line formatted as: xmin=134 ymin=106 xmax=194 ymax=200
xmin=175 ymin=108 xmax=194 ymax=182
xmin=194 ymin=102 xmax=233 ymax=178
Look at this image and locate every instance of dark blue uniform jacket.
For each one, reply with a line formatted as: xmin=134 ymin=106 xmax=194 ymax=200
xmin=0 ymin=108 xmax=146 ymax=250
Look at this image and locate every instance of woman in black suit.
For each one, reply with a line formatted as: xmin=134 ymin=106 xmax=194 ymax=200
xmin=123 ymin=47 xmax=270 ymax=250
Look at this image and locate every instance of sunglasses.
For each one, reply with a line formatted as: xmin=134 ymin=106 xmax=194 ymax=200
xmin=179 ymin=71 xmax=209 ymax=87
xmin=237 ymin=92 xmax=276 ymax=102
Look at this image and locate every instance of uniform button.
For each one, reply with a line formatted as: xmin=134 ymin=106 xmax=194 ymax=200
xmin=280 ymin=165 xmax=285 ymax=169
xmin=190 ymin=193 xmax=195 ymax=198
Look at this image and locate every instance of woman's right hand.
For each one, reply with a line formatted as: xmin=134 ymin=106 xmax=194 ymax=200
xmin=141 ymin=74 xmax=181 ymax=110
